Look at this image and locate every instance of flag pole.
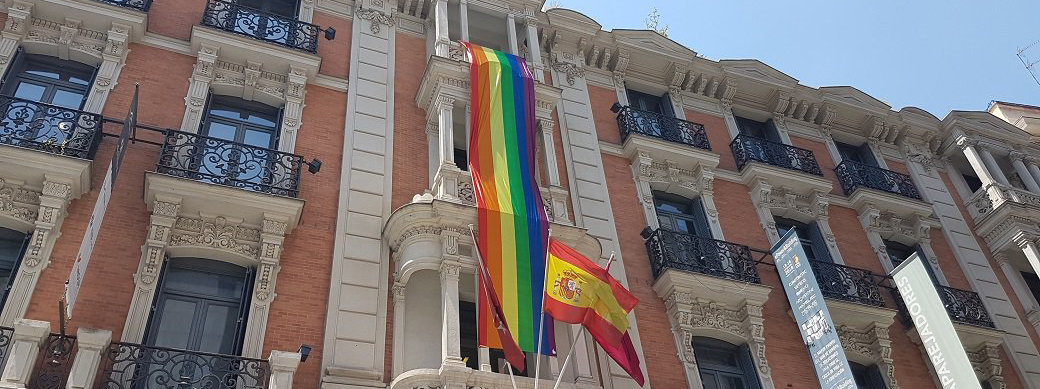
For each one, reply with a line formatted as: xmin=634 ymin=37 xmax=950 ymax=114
xmin=551 ymin=325 xmax=588 ymax=389
xmin=533 ymin=228 xmax=552 ymax=389
xmin=468 ymin=224 xmax=520 ymax=389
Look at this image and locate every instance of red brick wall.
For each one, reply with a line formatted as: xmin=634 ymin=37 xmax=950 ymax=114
xmin=588 ymin=85 xmax=620 ymax=144
xmin=314 ymin=13 xmax=351 ymax=79
xmin=146 ymin=0 xmax=206 ymax=41
xmin=686 ymin=109 xmax=736 ymax=172
xmin=789 ymin=135 xmax=842 ymax=196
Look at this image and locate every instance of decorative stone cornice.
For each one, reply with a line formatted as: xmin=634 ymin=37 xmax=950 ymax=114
xmin=168 ymin=216 xmax=260 ymax=258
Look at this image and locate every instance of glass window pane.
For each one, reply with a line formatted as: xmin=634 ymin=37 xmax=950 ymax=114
xmin=722 ymin=375 xmax=745 ymax=389
xmin=151 ymin=298 xmax=198 ymax=349
xmin=50 ymin=89 xmax=84 ymax=109
xmin=205 ymin=121 xmax=238 ymax=141
xmin=243 ymin=129 xmax=273 ymax=148
xmin=13 ymin=82 xmax=46 ymax=101
xmin=198 ymin=304 xmax=238 ymax=354
xmin=25 ymin=69 xmax=60 ymax=79
xmin=700 ymin=372 xmax=720 ymax=389
xmin=69 ymin=76 xmax=91 ymax=86
xmin=163 ymin=266 xmax=245 ymax=298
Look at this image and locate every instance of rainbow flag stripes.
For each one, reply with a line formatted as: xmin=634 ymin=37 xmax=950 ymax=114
xmin=464 ymin=42 xmax=553 ymax=355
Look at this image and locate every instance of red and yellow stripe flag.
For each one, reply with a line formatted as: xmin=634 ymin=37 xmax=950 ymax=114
xmin=543 ymin=239 xmax=638 ymax=349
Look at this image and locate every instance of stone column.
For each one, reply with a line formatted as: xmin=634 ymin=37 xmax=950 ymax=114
xmin=698 ymin=168 xmax=724 ymax=240
xmin=433 ymin=0 xmax=449 ymax=57
xmin=506 ymin=13 xmax=519 ymax=56
xmin=458 ymin=0 xmax=469 ymax=41
xmin=242 ymin=216 xmax=290 ymax=358
xmin=180 ymin=44 xmax=218 ymax=133
xmin=439 ymin=261 xmax=463 ymax=367
xmin=65 ymin=328 xmax=112 ymax=389
xmin=83 ymin=24 xmax=129 ymax=114
xmin=278 ymin=66 xmax=308 ymax=153
xmin=1026 ymin=159 xmax=1040 ymax=190
xmin=121 ymin=198 xmax=179 ymax=343
xmin=1017 ymin=235 xmax=1040 ymax=288
xmin=1010 ymin=151 xmax=1040 ymax=193
xmin=525 ymin=16 xmax=543 ymax=82
xmin=719 ymin=100 xmax=741 ymax=139
xmin=979 ymin=146 xmax=1010 ymax=186
xmin=391 ymin=282 xmax=407 ymax=377
xmin=0 ymin=319 xmax=50 ymax=389
xmin=437 ymin=96 xmax=455 ymax=168
xmin=743 ymin=305 xmax=775 ymax=389
xmin=958 ymin=138 xmax=1000 ymax=187
xmin=268 ymin=351 xmax=302 ymax=389
xmin=0 ymin=1 xmax=31 ymax=78
xmin=995 ymin=253 xmax=1040 ymax=332
xmin=427 ymin=122 xmax=438 ymax=186
xmin=539 ymin=118 xmax=561 ymax=187
xmin=298 ymin=0 xmax=315 ymax=23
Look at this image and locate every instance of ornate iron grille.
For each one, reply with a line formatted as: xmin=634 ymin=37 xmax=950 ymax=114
xmin=0 ymin=326 xmax=12 ymax=376
xmin=201 ymin=0 xmax=320 ymax=53
xmin=892 ymin=285 xmax=995 ymax=329
xmin=834 ymin=160 xmax=921 ymax=199
xmin=95 ymin=342 xmax=270 ymax=389
xmin=643 ymin=227 xmax=760 ymax=284
xmin=96 ymin=0 xmax=152 ymax=11
xmin=614 ymin=105 xmax=711 ymax=150
xmin=730 ymin=134 xmax=822 ymax=176
xmin=808 ymin=260 xmax=884 ymax=307
xmin=0 ymin=95 xmax=103 ymax=159
xmin=155 ymin=129 xmax=305 ymax=197
xmin=28 ymin=334 xmax=76 ymax=389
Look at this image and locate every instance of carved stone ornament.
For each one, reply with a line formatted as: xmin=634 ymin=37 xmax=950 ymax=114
xmin=0 ymin=184 xmax=40 ymax=224
xmin=169 ymin=216 xmax=260 ymax=258
xmin=550 ymin=59 xmax=585 ymax=86
xmin=355 ymin=7 xmax=395 ymax=34
xmin=254 ymin=262 xmax=277 ymax=302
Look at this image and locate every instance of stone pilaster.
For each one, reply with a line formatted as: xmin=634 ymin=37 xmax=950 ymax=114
xmin=179 ymin=44 xmax=219 ymax=133
xmin=121 ymin=197 xmax=179 ymax=343
xmin=83 ymin=23 xmax=130 ymax=114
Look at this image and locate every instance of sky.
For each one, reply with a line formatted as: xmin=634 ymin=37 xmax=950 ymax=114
xmin=552 ymin=0 xmax=1040 ymax=118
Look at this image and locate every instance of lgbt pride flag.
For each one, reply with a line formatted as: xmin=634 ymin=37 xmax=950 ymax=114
xmin=464 ymin=42 xmax=553 ymax=355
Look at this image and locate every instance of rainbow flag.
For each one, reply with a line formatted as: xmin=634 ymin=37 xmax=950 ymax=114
xmin=464 ymin=42 xmax=553 ymax=355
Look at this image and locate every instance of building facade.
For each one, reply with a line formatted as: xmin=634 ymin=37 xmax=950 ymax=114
xmin=0 ymin=0 xmax=1036 ymax=388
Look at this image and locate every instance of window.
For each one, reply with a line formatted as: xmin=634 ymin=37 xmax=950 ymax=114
xmin=626 ymin=89 xmax=665 ymax=115
xmin=850 ymin=362 xmax=887 ymax=389
xmin=962 ymin=173 xmax=983 ymax=193
xmin=202 ymin=95 xmax=281 ymax=149
xmin=884 ymin=240 xmax=938 ymax=283
xmin=144 ymin=258 xmax=253 ymax=355
xmin=692 ymin=337 xmax=760 ymax=389
xmin=1022 ymin=271 xmax=1040 ymax=307
xmin=2 ymin=52 xmax=95 ymax=109
xmin=735 ymin=116 xmax=780 ymax=142
xmin=654 ymin=191 xmax=712 ymax=238
xmin=235 ymin=0 xmax=298 ymax=17
xmin=0 ymin=228 xmax=28 ymax=311
xmin=774 ymin=217 xmax=832 ymax=263
xmin=460 ymin=300 xmax=479 ymax=370
xmin=835 ymin=141 xmax=878 ymax=166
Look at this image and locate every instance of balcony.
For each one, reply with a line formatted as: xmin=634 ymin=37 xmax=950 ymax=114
xmin=95 ymin=0 xmax=151 ymax=12
xmin=95 ymin=342 xmax=270 ymax=389
xmin=835 ymin=160 xmax=932 ymax=219
xmin=614 ymin=105 xmax=710 ymax=150
xmin=0 ymin=96 xmax=103 ymax=160
xmin=893 ymin=285 xmax=1002 ymax=354
xmin=730 ymin=134 xmax=832 ymax=195
xmin=200 ymin=0 xmax=320 ymax=54
xmin=155 ymin=129 xmax=304 ymax=198
xmin=809 ymin=260 xmax=884 ymax=307
xmin=966 ymin=184 xmax=1040 ymax=254
xmin=642 ymin=227 xmax=759 ymax=284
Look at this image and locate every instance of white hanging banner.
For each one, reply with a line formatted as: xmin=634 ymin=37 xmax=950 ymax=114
xmin=892 ymin=253 xmax=981 ymax=389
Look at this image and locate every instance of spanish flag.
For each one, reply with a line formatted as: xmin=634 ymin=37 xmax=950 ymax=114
xmin=544 ymin=237 xmax=639 ymax=343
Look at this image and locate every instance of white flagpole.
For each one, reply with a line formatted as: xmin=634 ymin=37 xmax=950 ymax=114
xmin=468 ymin=224 xmax=519 ymax=389
xmin=551 ymin=326 xmax=588 ymax=389
xmin=533 ymin=228 xmax=553 ymax=389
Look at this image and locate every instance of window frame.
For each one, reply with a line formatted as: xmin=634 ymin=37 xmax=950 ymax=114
xmin=1 ymin=52 xmax=96 ymax=110
xmin=0 ymin=228 xmax=29 ymax=313
xmin=200 ymin=94 xmax=282 ymax=150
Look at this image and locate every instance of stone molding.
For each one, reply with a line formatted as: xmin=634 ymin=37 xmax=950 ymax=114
xmin=837 ymin=324 xmax=899 ymax=389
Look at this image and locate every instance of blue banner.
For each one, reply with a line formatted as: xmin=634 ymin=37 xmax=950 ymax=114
xmin=772 ymin=229 xmax=856 ymax=389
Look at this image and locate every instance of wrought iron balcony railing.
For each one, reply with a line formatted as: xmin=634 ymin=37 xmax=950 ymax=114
xmin=893 ymin=285 xmax=995 ymax=329
xmin=0 ymin=326 xmax=11 ymax=376
xmin=96 ymin=342 xmax=270 ymax=389
xmin=730 ymin=134 xmax=822 ymax=176
xmin=835 ymin=160 xmax=921 ymax=200
xmin=0 ymin=95 xmax=103 ymax=159
xmin=612 ymin=105 xmax=711 ymax=150
xmin=28 ymin=333 xmax=76 ymax=389
xmin=96 ymin=0 xmax=152 ymax=12
xmin=808 ymin=260 xmax=885 ymax=307
xmin=642 ymin=227 xmax=760 ymax=284
xmin=201 ymin=0 xmax=320 ymax=53
xmin=156 ymin=129 xmax=305 ymax=197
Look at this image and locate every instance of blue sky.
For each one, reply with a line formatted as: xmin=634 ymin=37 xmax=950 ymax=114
xmin=554 ymin=0 xmax=1040 ymax=118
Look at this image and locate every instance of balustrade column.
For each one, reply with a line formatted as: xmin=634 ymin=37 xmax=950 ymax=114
xmin=65 ymin=328 xmax=111 ymax=389
xmin=0 ymin=319 xmax=50 ymax=389
xmin=525 ymin=17 xmax=544 ymax=82
xmin=433 ymin=0 xmax=450 ymax=57
xmin=268 ymin=351 xmax=302 ymax=389
xmin=437 ymin=96 xmax=456 ymax=168
xmin=1011 ymin=152 xmax=1040 ymax=193
xmin=995 ymin=253 xmax=1040 ymax=314
xmin=979 ymin=146 xmax=1010 ymax=186
xmin=440 ymin=262 xmax=464 ymax=367
xmin=957 ymin=138 xmax=1002 ymax=188
xmin=506 ymin=13 xmax=519 ymax=56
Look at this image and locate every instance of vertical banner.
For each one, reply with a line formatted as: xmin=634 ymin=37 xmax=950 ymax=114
xmin=63 ymin=85 xmax=138 ymax=319
xmin=772 ymin=229 xmax=856 ymax=389
xmin=892 ymin=254 xmax=981 ymax=389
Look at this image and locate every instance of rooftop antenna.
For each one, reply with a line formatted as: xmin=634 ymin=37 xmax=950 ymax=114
xmin=1017 ymin=39 xmax=1040 ymax=88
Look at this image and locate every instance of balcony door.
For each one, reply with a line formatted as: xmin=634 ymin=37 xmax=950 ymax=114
xmin=0 ymin=228 xmax=29 ymax=312
xmin=692 ymin=337 xmax=761 ymax=389
xmin=144 ymin=258 xmax=253 ymax=355
xmin=0 ymin=51 xmax=96 ymax=146
xmin=198 ymin=95 xmax=282 ymax=189
xmin=227 ymin=0 xmax=300 ymax=45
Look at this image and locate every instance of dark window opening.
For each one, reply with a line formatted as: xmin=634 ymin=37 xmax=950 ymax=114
xmin=234 ymin=0 xmax=299 ymax=18
xmin=455 ymin=148 xmax=469 ymax=171
xmin=692 ymin=337 xmax=759 ymax=389
xmin=734 ymin=116 xmax=780 ymax=142
xmin=653 ymin=191 xmax=712 ymax=239
xmin=0 ymin=228 xmax=28 ymax=311
xmin=1022 ymin=271 xmax=1040 ymax=307
xmin=850 ymin=362 xmax=888 ymax=389
xmin=625 ymin=89 xmax=665 ymax=114
xmin=143 ymin=258 xmax=252 ymax=355
xmin=774 ymin=217 xmax=833 ymax=263
xmin=884 ymin=240 xmax=938 ymax=284
xmin=460 ymin=300 xmax=479 ymax=370
xmin=962 ymin=173 xmax=983 ymax=193
xmin=836 ymin=141 xmax=877 ymax=167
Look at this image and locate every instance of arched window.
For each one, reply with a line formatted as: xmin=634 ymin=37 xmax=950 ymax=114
xmin=144 ymin=258 xmax=253 ymax=355
xmin=849 ymin=361 xmax=887 ymax=389
xmin=0 ymin=228 xmax=28 ymax=311
xmin=1 ymin=52 xmax=95 ymax=109
xmin=692 ymin=337 xmax=760 ymax=389
xmin=653 ymin=191 xmax=711 ymax=238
